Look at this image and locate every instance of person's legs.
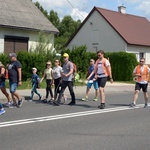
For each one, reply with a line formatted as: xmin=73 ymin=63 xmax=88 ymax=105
xmin=68 ymin=81 xmax=75 ymax=105
xmin=82 ymin=82 xmax=91 ymax=101
xmin=93 ymin=81 xmax=98 ymax=101
xmin=1 ymin=87 xmax=11 ymax=102
xmin=55 ymin=81 xmax=67 ymax=105
xmin=9 ymin=82 xmax=23 ymax=107
xmin=130 ymin=83 xmax=141 ymax=107
xmin=97 ymin=77 xmax=107 ymax=109
xmin=142 ymin=83 xmax=148 ymax=108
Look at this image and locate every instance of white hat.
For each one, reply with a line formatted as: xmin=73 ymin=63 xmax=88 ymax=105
xmin=32 ymin=67 xmax=37 ymax=71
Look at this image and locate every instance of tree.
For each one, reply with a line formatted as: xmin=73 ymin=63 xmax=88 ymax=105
xmin=49 ymin=10 xmax=60 ymax=28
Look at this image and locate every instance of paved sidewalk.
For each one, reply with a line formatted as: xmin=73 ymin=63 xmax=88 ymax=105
xmin=0 ymin=82 xmax=135 ymax=102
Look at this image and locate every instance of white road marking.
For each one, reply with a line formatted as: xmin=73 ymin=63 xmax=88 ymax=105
xmin=0 ymin=104 xmax=146 ymax=128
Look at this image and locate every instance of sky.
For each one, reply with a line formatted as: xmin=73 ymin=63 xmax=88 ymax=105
xmin=32 ymin=0 xmax=150 ymax=21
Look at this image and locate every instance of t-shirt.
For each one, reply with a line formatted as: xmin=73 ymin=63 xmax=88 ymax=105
xmin=88 ymin=64 xmax=95 ymax=80
xmin=53 ymin=66 xmax=63 ymax=79
xmin=97 ymin=59 xmax=110 ymax=78
xmin=62 ymin=61 xmax=73 ymax=81
xmin=31 ymin=74 xmax=40 ymax=85
xmin=44 ymin=68 xmax=52 ymax=80
xmin=8 ymin=60 xmax=22 ymax=82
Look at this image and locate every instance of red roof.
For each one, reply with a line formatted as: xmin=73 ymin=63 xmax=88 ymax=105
xmin=96 ymin=7 xmax=150 ymax=46
xmin=66 ymin=7 xmax=150 ymax=47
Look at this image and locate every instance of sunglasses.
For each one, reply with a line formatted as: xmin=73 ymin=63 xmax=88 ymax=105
xmin=140 ymin=61 xmax=144 ymax=62
xmin=46 ymin=64 xmax=51 ymax=65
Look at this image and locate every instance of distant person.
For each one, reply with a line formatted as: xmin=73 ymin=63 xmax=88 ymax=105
xmin=54 ymin=53 xmax=75 ymax=106
xmin=29 ymin=68 xmax=42 ymax=102
xmin=0 ymin=61 xmax=12 ymax=107
xmin=130 ymin=58 xmax=150 ymax=108
xmin=8 ymin=53 xmax=23 ymax=108
xmin=40 ymin=61 xmax=54 ymax=103
xmin=82 ymin=59 xmax=98 ymax=101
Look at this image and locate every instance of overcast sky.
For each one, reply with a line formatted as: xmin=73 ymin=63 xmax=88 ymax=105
xmin=32 ymin=0 xmax=150 ymax=21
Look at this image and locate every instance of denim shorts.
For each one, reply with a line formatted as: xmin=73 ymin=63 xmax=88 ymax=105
xmin=0 ymin=81 xmax=5 ymax=88
xmin=9 ymin=82 xmax=18 ymax=93
xmin=87 ymin=80 xmax=98 ymax=90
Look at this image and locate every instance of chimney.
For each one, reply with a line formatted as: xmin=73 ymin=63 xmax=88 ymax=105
xmin=118 ymin=5 xmax=126 ymax=14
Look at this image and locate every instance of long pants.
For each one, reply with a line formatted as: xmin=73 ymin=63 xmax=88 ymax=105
xmin=46 ymin=79 xmax=53 ymax=99
xmin=30 ymin=84 xmax=41 ymax=99
xmin=57 ymin=81 xmax=75 ymax=103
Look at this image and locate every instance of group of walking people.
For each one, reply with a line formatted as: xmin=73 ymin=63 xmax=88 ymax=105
xmin=0 ymin=50 xmax=150 ymax=115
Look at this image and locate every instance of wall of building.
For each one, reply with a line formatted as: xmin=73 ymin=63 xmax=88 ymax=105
xmin=0 ymin=27 xmax=54 ymax=53
xmin=67 ymin=10 xmax=126 ymax=53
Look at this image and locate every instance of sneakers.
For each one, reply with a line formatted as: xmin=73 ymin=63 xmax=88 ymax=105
xmin=18 ymin=99 xmax=23 ymax=107
xmin=130 ymin=102 xmax=136 ymax=107
xmin=28 ymin=99 xmax=33 ymax=102
xmin=39 ymin=95 xmax=42 ymax=101
xmin=68 ymin=102 xmax=76 ymax=106
xmin=4 ymin=101 xmax=13 ymax=107
xmin=144 ymin=103 xmax=148 ymax=108
xmin=82 ymin=97 xmax=88 ymax=101
xmin=9 ymin=103 xmax=17 ymax=108
xmin=0 ymin=108 xmax=6 ymax=115
xmin=93 ymin=97 xmax=98 ymax=101
xmin=98 ymin=103 xmax=105 ymax=109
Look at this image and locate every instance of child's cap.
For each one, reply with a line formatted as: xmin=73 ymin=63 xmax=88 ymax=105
xmin=32 ymin=67 xmax=37 ymax=71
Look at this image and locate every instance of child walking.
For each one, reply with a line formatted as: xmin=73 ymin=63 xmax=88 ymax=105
xmin=29 ymin=68 xmax=42 ymax=102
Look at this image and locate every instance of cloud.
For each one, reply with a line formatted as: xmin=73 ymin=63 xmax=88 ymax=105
xmin=137 ymin=1 xmax=150 ymax=16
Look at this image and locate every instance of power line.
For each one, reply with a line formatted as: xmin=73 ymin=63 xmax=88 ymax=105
xmin=66 ymin=0 xmax=85 ymax=19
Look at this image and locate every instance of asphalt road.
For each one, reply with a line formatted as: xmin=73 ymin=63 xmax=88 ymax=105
xmin=1 ymin=82 xmax=150 ymax=150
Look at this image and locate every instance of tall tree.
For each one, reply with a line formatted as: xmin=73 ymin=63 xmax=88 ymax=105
xmin=49 ymin=10 xmax=60 ymax=28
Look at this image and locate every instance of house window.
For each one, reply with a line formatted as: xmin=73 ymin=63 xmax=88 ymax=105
xmin=139 ymin=52 xmax=144 ymax=59
xmin=4 ymin=35 xmax=29 ymax=54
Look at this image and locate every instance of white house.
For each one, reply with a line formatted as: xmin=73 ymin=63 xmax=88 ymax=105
xmin=0 ymin=0 xmax=59 ymax=54
xmin=66 ymin=6 xmax=150 ymax=64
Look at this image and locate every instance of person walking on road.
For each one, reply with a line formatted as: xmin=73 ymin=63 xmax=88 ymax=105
xmin=54 ymin=53 xmax=76 ymax=106
xmin=8 ymin=53 xmax=23 ymax=108
xmin=29 ymin=68 xmax=42 ymax=102
xmin=91 ymin=50 xmax=113 ymax=109
xmin=82 ymin=59 xmax=98 ymax=101
xmin=0 ymin=61 xmax=12 ymax=107
xmin=130 ymin=58 xmax=150 ymax=108
xmin=40 ymin=61 xmax=54 ymax=103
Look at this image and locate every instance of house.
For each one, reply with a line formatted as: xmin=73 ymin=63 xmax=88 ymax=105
xmin=66 ymin=6 xmax=150 ymax=64
xmin=0 ymin=0 xmax=59 ymax=54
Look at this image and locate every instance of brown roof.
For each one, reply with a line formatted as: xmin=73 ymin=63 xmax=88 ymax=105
xmin=66 ymin=6 xmax=150 ymax=47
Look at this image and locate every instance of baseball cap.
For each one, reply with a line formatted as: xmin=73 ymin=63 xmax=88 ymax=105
xmin=63 ymin=53 xmax=69 ymax=57
xmin=32 ymin=67 xmax=37 ymax=71
xmin=9 ymin=53 xmax=17 ymax=58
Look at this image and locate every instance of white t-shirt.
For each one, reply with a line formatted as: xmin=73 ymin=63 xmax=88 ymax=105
xmin=53 ymin=66 xmax=63 ymax=79
xmin=97 ymin=59 xmax=110 ymax=78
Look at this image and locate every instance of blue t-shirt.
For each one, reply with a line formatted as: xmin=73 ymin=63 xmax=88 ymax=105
xmin=88 ymin=65 xmax=95 ymax=80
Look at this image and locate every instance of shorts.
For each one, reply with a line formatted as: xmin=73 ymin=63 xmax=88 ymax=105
xmin=87 ymin=80 xmax=98 ymax=90
xmin=0 ymin=81 xmax=5 ymax=88
xmin=135 ymin=82 xmax=148 ymax=92
xmin=9 ymin=82 xmax=18 ymax=93
xmin=97 ymin=77 xmax=107 ymax=88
